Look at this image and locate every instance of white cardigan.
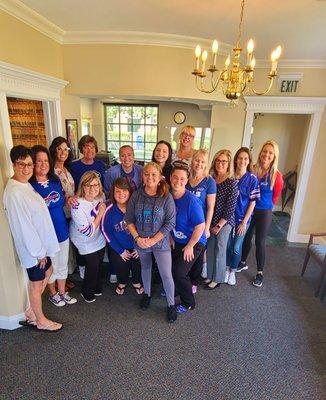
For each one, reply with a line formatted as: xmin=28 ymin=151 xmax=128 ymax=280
xmin=3 ymin=179 xmax=60 ymax=269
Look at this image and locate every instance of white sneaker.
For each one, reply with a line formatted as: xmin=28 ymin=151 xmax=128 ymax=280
xmin=224 ymin=268 xmax=230 ymax=283
xmin=228 ymin=271 xmax=236 ymax=286
xmin=201 ymin=262 xmax=207 ymax=279
xmin=60 ymin=292 xmax=77 ymax=304
xmin=49 ymin=293 xmax=65 ymax=307
xmin=110 ymin=274 xmax=117 ymax=283
xmin=79 ymin=266 xmax=85 ymax=279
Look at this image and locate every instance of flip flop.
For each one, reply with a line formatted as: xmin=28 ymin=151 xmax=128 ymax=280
xmin=37 ymin=322 xmax=63 ymax=332
xmin=132 ymin=284 xmax=144 ymax=295
xmin=19 ymin=320 xmax=38 ymax=330
xmin=115 ymin=284 xmax=126 ymax=295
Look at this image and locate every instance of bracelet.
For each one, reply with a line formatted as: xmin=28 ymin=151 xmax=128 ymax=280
xmin=134 ymin=235 xmax=140 ymax=242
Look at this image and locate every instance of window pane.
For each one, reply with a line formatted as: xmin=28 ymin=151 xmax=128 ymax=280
xmin=107 ymin=124 xmax=120 ymax=141
xmin=132 ymin=124 xmax=144 ymax=141
xmin=145 ymin=142 xmax=156 ymax=161
xmin=120 ymin=124 xmax=132 ymax=141
xmin=146 ymin=106 xmax=158 ymax=124
xmin=202 ymin=128 xmax=212 ymax=149
xmin=145 ymin=125 xmax=157 ymax=142
xmin=106 ymin=105 xmax=119 ymax=124
xmin=193 ymin=128 xmax=202 ymax=150
xmin=132 ymin=106 xmax=145 ymax=124
xmin=134 ymin=148 xmax=144 ymax=161
xmin=107 ymin=142 xmax=120 ymax=158
xmin=120 ymin=106 xmax=132 ymax=124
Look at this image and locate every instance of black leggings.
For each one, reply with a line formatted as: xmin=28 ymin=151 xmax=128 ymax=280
xmin=82 ymin=247 xmax=105 ymax=300
xmin=108 ymin=247 xmax=141 ymax=285
xmin=241 ymin=209 xmax=272 ymax=272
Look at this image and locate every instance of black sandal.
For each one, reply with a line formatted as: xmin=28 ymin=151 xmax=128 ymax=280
xmin=132 ymin=283 xmax=144 ymax=295
xmin=115 ymin=284 xmax=126 ymax=295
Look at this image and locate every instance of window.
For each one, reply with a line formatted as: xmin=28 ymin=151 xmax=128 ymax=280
xmin=104 ymin=104 xmax=158 ymax=162
xmin=170 ymin=127 xmax=212 ymax=151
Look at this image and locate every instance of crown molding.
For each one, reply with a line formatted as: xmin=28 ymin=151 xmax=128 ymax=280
xmin=244 ymin=96 xmax=326 ymax=113
xmin=0 ymin=0 xmax=64 ymax=42
xmin=63 ymin=30 xmax=233 ymax=53
xmin=256 ymin=58 xmax=326 ymax=69
xmin=0 ymin=1 xmax=325 ymax=69
xmin=0 ymin=61 xmax=69 ymax=99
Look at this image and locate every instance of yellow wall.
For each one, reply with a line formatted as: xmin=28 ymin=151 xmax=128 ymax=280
xmin=0 ymin=10 xmax=63 ymax=78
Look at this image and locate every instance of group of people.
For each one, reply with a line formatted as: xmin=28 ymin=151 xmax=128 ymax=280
xmin=3 ymin=125 xmax=283 ymax=330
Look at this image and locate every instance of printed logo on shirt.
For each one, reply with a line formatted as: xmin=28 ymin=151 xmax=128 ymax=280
xmin=114 ymin=220 xmax=129 ymax=233
xmin=44 ymin=191 xmax=60 ymax=206
xmin=173 ymin=229 xmax=187 ymax=240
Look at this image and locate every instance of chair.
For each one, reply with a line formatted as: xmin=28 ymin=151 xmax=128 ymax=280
xmin=301 ymin=232 xmax=326 ymax=299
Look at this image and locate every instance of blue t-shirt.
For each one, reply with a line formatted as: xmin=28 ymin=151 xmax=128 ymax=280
xmin=30 ymin=179 xmax=69 ymax=243
xmin=101 ymin=203 xmax=134 ymax=254
xmin=235 ymin=172 xmax=260 ymax=226
xmin=172 ymin=190 xmax=206 ymax=246
xmin=70 ymin=159 xmax=106 ymax=190
xmin=186 ymin=176 xmax=216 ymax=213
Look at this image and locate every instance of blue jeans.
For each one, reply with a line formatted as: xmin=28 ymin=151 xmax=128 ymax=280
xmin=226 ymin=226 xmax=248 ymax=270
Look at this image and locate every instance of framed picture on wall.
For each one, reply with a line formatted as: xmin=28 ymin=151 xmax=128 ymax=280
xmin=65 ymin=119 xmax=79 ymax=159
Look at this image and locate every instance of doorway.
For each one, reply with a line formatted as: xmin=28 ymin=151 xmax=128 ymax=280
xmin=242 ymin=96 xmax=326 ymax=243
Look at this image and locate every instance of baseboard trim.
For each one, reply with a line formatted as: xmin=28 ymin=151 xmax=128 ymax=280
xmin=287 ymin=233 xmax=309 ymax=243
xmin=0 ymin=313 xmax=25 ymax=330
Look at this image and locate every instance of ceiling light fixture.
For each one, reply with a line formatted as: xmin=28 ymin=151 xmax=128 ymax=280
xmin=192 ymin=0 xmax=282 ymax=102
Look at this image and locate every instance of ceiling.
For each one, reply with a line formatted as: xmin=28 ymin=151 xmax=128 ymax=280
xmin=2 ymin=0 xmax=326 ymax=64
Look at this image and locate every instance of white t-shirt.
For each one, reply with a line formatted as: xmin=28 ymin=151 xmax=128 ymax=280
xmin=3 ymin=179 xmax=60 ymax=269
xmin=70 ymin=196 xmax=106 ymax=255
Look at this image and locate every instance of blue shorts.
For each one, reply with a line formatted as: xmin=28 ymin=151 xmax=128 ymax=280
xmin=26 ymin=257 xmax=52 ymax=282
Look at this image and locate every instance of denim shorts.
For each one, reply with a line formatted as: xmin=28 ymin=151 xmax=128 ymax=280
xmin=26 ymin=257 xmax=52 ymax=282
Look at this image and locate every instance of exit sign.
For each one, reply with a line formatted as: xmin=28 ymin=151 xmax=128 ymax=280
xmin=278 ymin=73 xmax=303 ymax=93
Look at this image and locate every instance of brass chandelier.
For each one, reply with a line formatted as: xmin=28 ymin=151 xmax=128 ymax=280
xmin=192 ymin=0 xmax=282 ymax=102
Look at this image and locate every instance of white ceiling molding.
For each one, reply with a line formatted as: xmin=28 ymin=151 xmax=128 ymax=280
xmin=63 ymin=30 xmax=234 ymax=54
xmin=0 ymin=61 xmax=68 ymax=99
xmin=0 ymin=1 xmax=325 ymax=69
xmin=256 ymin=59 xmax=326 ymax=69
xmin=0 ymin=0 xmax=64 ymax=42
xmin=244 ymin=96 xmax=326 ymax=113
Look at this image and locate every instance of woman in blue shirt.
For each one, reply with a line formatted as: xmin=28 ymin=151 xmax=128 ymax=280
xmin=226 ymin=147 xmax=260 ymax=286
xmin=187 ymin=149 xmax=216 ymax=286
xmin=30 ymin=145 xmax=77 ymax=307
xmin=102 ymin=177 xmax=143 ymax=295
xmin=170 ymin=163 xmax=206 ymax=313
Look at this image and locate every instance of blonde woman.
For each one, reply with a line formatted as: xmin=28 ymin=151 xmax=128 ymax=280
xmin=187 ymin=149 xmax=217 ymax=288
xmin=205 ymin=150 xmax=238 ymax=290
xmin=239 ymin=140 xmax=283 ymax=287
xmin=172 ymin=125 xmax=196 ymax=167
xmin=70 ymin=172 xmax=106 ymax=302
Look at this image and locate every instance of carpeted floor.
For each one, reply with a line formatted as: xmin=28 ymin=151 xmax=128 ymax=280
xmin=0 ymin=245 xmax=325 ymax=400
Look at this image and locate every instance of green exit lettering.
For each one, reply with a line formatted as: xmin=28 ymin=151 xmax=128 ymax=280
xmin=281 ymin=80 xmax=299 ymax=93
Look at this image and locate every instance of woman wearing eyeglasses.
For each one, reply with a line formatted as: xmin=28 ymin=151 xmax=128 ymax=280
xmin=70 ymin=171 xmax=106 ymax=303
xmin=30 ymin=145 xmax=77 ymax=307
xmin=4 ymin=145 xmax=62 ymax=332
xmin=205 ymin=150 xmax=238 ymax=290
xmin=172 ymin=125 xmax=196 ymax=168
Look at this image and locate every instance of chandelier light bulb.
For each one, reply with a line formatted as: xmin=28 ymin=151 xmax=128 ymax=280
xmin=195 ymin=45 xmax=202 ymax=59
xmin=247 ymin=38 xmax=254 ymax=54
xmin=225 ymin=55 xmax=231 ymax=68
xmin=201 ymin=50 xmax=208 ymax=62
xmin=212 ymin=40 xmax=219 ymax=54
xmin=250 ymin=56 xmax=256 ymax=69
xmin=274 ymin=45 xmax=282 ymax=60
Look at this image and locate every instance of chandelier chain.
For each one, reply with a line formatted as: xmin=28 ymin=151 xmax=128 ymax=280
xmin=236 ymin=0 xmax=245 ymax=48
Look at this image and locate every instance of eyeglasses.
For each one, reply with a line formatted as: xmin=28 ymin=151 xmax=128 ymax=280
xmin=216 ymin=159 xmax=228 ymax=165
xmin=84 ymin=183 xmax=99 ymax=189
xmin=15 ymin=161 xmax=34 ymax=169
